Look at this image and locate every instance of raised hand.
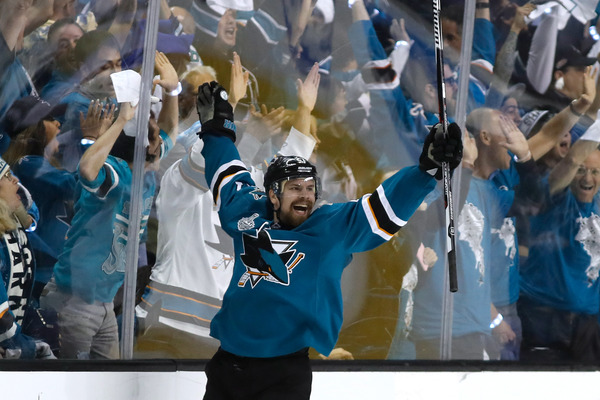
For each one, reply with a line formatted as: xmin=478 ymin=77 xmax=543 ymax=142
xmin=498 ymin=114 xmax=530 ymax=161
xmin=79 ymin=100 xmax=117 ymax=140
xmin=511 ymin=3 xmax=536 ymax=33
xmin=297 ymin=62 xmax=321 ymax=112
xmin=577 ymin=65 xmax=597 ymax=110
xmin=196 ymin=81 xmax=236 ymax=141
xmin=116 ymin=101 xmax=136 ymax=123
xmin=229 ymin=51 xmax=249 ymax=110
xmin=462 ymin=128 xmax=478 ymax=168
xmin=246 ymin=104 xmax=286 ymax=142
xmin=389 ymin=18 xmax=410 ymax=44
xmin=153 ymin=51 xmax=179 ymax=93
xmin=419 ymin=122 xmax=463 ymax=180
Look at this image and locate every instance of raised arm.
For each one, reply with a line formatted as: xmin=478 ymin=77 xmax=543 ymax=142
xmin=0 ymin=0 xmax=31 ymax=55
xmin=154 ymin=51 xmax=179 ymax=143
xmin=549 ymin=117 xmax=600 ymax=195
xmin=528 ymin=66 xmax=596 ymax=160
xmin=229 ymin=51 xmax=250 ymax=111
xmin=498 ymin=114 xmax=531 ymax=162
xmin=526 ymin=6 xmax=558 ymax=94
xmin=292 ymin=62 xmax=320 ymax=139
xmin=584 ymin=54 xmax=600 ymax=119
xmin=490 ymin=4 xmax=535 ymax=93
xmin=79 ymin=102 xmax=135 ymax=182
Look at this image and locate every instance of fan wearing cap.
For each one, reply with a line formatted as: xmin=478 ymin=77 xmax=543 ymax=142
xmin=0 ymin=95 xmax=76 ymax=301
xmin=195 ymin=81 xmax=462 ymax=399
xmin=0 ymin=96 xmax=64 ymax=156
xmin=0 ymin=158 xmax=55 ymax=359
xmin=38 ymin=51 xmax=179 ymax=360
xmin=511 ymin=66 xmax=597 ymax=257
xmin=542 ymin=45 xmax=598 ymax=114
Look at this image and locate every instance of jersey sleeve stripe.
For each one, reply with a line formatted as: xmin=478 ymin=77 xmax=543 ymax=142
xmin=0 ymin=322 xmax=17 ymax=342
xmin=81 ymin=163 xmax=118 ymax=198
xmin=361 ymin=188 xmax=406 ymax=240
xmin=375 ymin=185 xmax=407 ymax=227
xmin=210 ymin=160 xmax=249 ymax=205
xmin=215 ymin=171 xmax=248 ymax=210
xmin=361 ymin=195 xmax=392 ymax=240
xmin=97 ymin=163 xmax=119 ymax=199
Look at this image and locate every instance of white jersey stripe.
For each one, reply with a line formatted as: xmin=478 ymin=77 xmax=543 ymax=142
xmin=376 ymin=185 xmax=407 ymax=227
xmin=361 ymin=195 xmax=393 ymax=241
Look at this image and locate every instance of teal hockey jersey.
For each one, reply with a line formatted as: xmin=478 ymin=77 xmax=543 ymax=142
xmin=201 ymin=134 xmax=436 ymax=358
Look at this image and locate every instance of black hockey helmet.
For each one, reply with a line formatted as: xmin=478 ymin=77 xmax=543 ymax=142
xmin=263 ymin=156 xmax=321 ymax=199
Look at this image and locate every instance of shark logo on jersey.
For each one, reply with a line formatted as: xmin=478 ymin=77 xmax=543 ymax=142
xmin=491 ymin=218 xmax=516 ymax=260
xmin=575 ymin=213 xmax=600 ymax=286
xmin=238 ymin=226 xmax=305 ymax=288
xmin=56 ymin=199 xmax=75 ymax=228
xmin=458 ymin=202 xmax=486 ymax=284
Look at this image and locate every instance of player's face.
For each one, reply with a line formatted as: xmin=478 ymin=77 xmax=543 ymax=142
xmin=571 ymin=151 xmax=600 ymax=203
xmin=0 ymin=171 xmax=21 ymax=212
xmin=271 ymin=178 xmax=316 ymax=228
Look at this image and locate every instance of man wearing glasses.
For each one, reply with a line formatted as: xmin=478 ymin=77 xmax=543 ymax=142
xmin=519 ymin=121 xmax=600 ymax=361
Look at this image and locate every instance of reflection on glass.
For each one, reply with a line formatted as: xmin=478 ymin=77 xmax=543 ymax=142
xmin=0 ymin=0 xmax=599 ymax=365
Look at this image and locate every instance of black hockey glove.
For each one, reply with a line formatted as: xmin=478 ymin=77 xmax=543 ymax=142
xmin=419 ymin=122 xmax=463 ymax=180
xmin=196 ymin=81 xmax=236 ymax=142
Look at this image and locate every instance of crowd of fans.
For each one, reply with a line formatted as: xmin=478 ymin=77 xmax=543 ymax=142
xmin=1 ymin=0 xmax=600 ymax=362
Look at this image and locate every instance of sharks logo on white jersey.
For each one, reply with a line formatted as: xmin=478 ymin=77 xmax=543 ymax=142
xmin=492 ymin=218 xmax=516 ymax=260
xmin=458 ymin=202 xmax=486 ymax=284
xmin=575 ymin=213 xmax=600 ymax=286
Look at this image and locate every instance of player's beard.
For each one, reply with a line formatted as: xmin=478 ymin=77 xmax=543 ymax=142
xmin=277 ymin=201 xmax=313 ymax=229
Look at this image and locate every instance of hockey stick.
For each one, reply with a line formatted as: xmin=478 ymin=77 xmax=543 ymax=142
xmin=432 ymin=0 xmax=458 ymax=292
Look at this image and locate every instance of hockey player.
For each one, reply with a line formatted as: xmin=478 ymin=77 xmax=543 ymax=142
xmin=135 ymin=58 xmax=320 ymax=359
xmin=195 ymin=81 xmax=463 ymax=399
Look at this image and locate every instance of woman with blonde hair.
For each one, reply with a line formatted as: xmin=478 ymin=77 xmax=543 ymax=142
xmin=0 ymin=158 xmax=53 ymax=359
